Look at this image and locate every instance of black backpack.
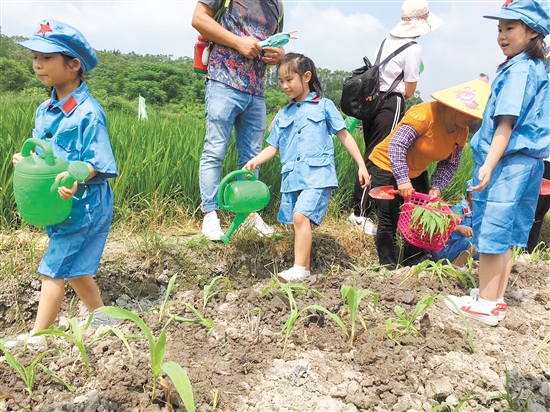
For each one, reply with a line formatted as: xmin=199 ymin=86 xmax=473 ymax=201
xmin=340 ymin=39 xmax=416 ymax=121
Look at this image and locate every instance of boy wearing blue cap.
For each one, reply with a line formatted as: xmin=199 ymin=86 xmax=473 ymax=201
xmin=431 ymin=180 xmax=478 ymax=266
xmin=445 ymin=0 xmax=550 ymax=326
xmin=7 ymin=20 xmax=117 ymax=346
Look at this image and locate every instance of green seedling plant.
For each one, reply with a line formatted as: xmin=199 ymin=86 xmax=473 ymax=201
xmin=386 ymin=294 xmax=475 ymax=352
xmin=202 ymin=275 xmax=234 ymax=310
xmin=0 ymin=345 xmax=76 ymax=397
xmin=262 ymin=277 xmax=348 ymax=355
xmin=401 ymin=259 xmax=477 ymax=288
xmin=97 ymin=306 xmax=194 ymax=408
xmin=34 ymin=317 xmax=134 ymax=375
xmin=158 ymin=273 xmax=178 ymax=322
xmin=488 ymin=370 xmax=530 ymax=411
xmin=173 ymin=303 xmax=216 ymax=333
xmin=426 ymin=385 xmax=478 ymax=411
xmin=408 ymin=202 xmax=460 ymax=243
xmin=340 ymin=284 xmax=379 ymax=345
xmin=33 ymin=318 xmax=93 ymax=372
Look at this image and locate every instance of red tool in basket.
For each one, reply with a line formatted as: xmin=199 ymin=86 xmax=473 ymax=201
xmin=397 ymin=192 xmax=460 ymax=251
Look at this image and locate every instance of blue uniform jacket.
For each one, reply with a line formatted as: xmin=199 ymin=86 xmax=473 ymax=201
xmin=267 ymin=92 xmax=346 ymax=193
xmin=470 ymin=52 xmax=550 ymax=163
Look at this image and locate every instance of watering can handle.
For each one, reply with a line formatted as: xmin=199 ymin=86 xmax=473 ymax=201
xmin=218 ymin=170 xmax=256 ymax=210
xmin=21 ymin=138 xmax=56 ymax=166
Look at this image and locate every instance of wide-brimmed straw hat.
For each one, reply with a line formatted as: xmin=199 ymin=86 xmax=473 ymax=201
xmin=483 ymin=0 xmax=549 ymax=37
xmin=431 ymin=78 xmax=491 ymax=120
xmin=390 ymin=0 xmax=442 ymax=38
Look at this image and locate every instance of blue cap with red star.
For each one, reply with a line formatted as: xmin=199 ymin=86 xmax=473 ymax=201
xmin=18 ymin=19 xmax=98 ymax=72
xmin=483 ymin=0 xmax=550 ymax=37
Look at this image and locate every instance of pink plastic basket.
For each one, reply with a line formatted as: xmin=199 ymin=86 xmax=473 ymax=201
xmin=397 ymin=193 xmax=459 ymax=251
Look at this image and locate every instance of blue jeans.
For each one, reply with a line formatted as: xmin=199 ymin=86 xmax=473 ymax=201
xmin=199 ymin=80 xmax=266 ymax=212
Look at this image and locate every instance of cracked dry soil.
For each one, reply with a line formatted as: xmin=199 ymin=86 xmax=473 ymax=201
xmin=0 ymin=226 xmax=549 ymax=412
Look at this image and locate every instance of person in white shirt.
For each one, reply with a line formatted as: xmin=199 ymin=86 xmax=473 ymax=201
xmin=350 ymin=0 xmax=441 ymax=234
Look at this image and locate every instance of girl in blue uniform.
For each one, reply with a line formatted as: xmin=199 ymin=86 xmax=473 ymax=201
xmin=445 ymin=0 xmax=550 ymax=326
xmin=243 ymin=53 xmax=369 ymax=282
xmin=8 ymin=20 xmax=118 ymax=346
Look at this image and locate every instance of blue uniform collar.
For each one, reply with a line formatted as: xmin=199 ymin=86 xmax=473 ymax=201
xmin=48 ymin=81 xmax=89 ymax=116
xmin=496 ymin=52 xmax=529 ymax=73
xmin=286 ymin=92 xmax=321 ymax=108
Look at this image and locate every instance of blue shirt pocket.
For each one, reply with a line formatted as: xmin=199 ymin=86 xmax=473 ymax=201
xmin=55 ymin=127 xmax=82 ymax=156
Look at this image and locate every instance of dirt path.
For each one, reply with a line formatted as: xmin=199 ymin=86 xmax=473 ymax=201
xmin=0 ymin=228 xmax=549 ymax=411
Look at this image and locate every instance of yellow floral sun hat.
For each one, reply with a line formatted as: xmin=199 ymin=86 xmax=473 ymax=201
xmin=430 ymin=77 xmax=490 ymax=120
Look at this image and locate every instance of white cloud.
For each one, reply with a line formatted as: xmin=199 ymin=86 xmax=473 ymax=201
xmin=1 ymin=0 xmax=547 ymax=101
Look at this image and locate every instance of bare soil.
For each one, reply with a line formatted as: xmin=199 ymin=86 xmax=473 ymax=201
xmin=0 ymin=221 xmax=549 ymax=412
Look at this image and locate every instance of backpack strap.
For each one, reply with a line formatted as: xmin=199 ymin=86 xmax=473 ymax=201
xmin=213 ymin=0 xmax=231 ymax=22
xmin=377 ymin=40 xmax=417 ymax=96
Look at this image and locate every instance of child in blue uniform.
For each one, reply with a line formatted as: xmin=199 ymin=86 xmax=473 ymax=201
xmin=7 ymin=20 xmax=118 ymax=346
xmin=243 ymin=53 xmax=369 ymax=282
xmin=445 ymin=0 xmax=550 ymax=326
xmin=432 ymin=180 xmax=478 ymax=266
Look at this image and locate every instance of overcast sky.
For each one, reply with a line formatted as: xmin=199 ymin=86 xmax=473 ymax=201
xmin=2 ymin=1 xmax=547 ymax=100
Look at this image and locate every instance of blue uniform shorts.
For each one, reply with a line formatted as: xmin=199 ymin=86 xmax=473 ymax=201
xmin=278 ymin=188 xmax=332 ymax=226
xmin=38 ymin=183 xmax=114 ymax=279
xmin=432 ymin=237 xmax=478 ymax=262
xmin=473 ymin=154 xmax=543 ymax=254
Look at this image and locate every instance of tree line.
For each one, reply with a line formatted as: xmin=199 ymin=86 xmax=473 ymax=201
xmin=0 ymin=33 xmax=423 ymax=118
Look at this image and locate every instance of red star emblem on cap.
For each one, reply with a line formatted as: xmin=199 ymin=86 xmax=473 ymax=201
xmin=502 ymin=0 xmax=513 ymax=7
xmin=37 ymin=22 xmax=53 ymax=36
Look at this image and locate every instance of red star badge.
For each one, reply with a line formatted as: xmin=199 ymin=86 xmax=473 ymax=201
xmin=502 ymin=0 xmax=513 ymax=7
xmin=37 ymin=22 xmax=52 ymax=36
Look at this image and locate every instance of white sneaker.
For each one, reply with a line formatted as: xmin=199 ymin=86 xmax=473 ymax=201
xmin=348 ymin=213 xmax=377 ymax=235
xmin=3 ymin=331 xmax=45 ymax=348
xmin=278 ymin=266 xmax=308 ymax=283
xmin=79 ymin=311 xmax=118 ymax=329
xmin=348 ymin=213 xmax=366 ymax=227
xmin=470 ymin=289 xmax=507 ymax=321
xmin=444 ymin=295 xmax=499 ymax=326
xmin=202 ymin=211 xmax=224 ymax=241
xmin=246 ymin=213 xmax=276 ymax=236
xmin=363 ymin=218 xmax=377 ymax=235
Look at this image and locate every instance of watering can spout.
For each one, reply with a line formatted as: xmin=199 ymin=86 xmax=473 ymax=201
xmin=217 ymin=170 xmax=270 ymax=244
xmin=50 ymin=161 xmax=91 ymax=193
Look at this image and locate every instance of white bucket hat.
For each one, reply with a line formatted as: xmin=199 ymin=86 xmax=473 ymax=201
xmin=390 ymin=0 xmax=442 ymax=38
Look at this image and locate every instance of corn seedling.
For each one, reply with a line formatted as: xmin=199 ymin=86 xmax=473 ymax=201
xmin=488 ymin=370 xmax=531 ymax=411
xmin=0 ymin=346 xmax=76 ymax=396
xmin=97 ymin=306 xmax=193 ymax=402
xmin=173 ymin=303 xmax=216 ymax=333
xmin=340 ymin=285 xmax=379 ymax=345
xmin=202 ymin=275 xmax=234 ymax=310
xmin=33 ymin=318 xmax=92 ymax=372
xmin=408 ymin=202 xmax=460 ymax=243
xmin=401 ymin=259 xmax=477 ymax=288
xmin=262 ymin=277 xmax=347 ymax=355
xmin=159 ymin=273 xmax=179 ymax=322
xmin=535 ymin=331 xmax=550 ymax=364
xmin=511 ymin=246 xmax=523 ymax=264
xmin=526 ymin=242 xmax=550 ymax=263
xmin=426 ymin=385 xmax=478 ymax=411
xmin=386 ymin=294 xmax=475 ymax=353
xmin=161 ymin=361 xmax=195 ymax=412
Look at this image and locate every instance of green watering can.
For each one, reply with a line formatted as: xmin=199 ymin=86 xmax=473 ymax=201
xmin=218 ymin=170 xmax=270 ymax=244
xmin=13 ymin=138 xmax=90 ymax=226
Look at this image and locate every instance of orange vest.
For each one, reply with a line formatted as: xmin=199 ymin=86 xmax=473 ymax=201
xmin=369 ymin=102 xmax=468 ymax=178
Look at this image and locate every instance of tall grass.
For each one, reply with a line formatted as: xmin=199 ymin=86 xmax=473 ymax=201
xmin=0 ymin=93 xmax=476 ymax=230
